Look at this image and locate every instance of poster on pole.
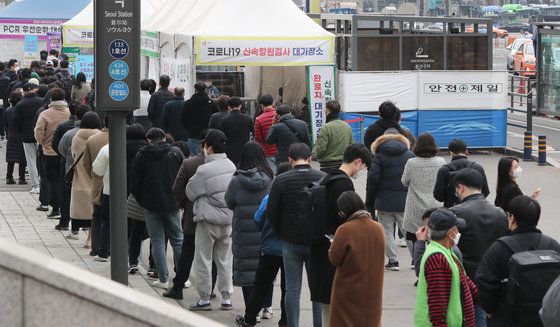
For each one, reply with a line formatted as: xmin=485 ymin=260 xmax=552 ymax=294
xmin=307 ymin=65 xmax=336 ymax=145
xmin=160 ymin=57 xmax=191 ymax=93
xmin=75 ymin=55 xmax=94 ymax=83
xmin=141 ymin=30 xmax=158 ymax=58
xmin=23 ymin=35 xmax=38 ymax=68
xmin=46 ymin=32 xmax=61 ymax=54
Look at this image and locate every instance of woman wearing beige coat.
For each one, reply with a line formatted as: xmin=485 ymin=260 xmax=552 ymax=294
xmin=67 ymin=112 xmax=101 ymax=242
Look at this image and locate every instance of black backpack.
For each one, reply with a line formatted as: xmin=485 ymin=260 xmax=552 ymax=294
xmin=446 ymin=160 xmax=475 ymax=206
xmin=295 ymin=175 xmax=348 ymax=244
xmin=57 ymin=72 xmax=74 ymax=102
xmin=498 ymin=235 xmax=560 ymax=326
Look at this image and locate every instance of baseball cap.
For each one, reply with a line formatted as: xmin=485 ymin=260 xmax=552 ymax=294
xmin=28 ymin=78 xmax=39 ymax=86
xmin=429 ymin=209 xmax=466 ymax=231
xmin=201 ymin=129 xmax=227 ymax=148
xmin=45 ymin=60 xmax=53 ymax=66
xmin=23 ymin=82 xmax=38 ymax=92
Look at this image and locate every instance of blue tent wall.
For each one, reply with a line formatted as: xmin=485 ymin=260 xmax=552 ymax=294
xmin=0 ymin=0 xmax=90 ymax=19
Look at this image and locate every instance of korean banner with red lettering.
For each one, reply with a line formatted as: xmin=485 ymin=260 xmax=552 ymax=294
xmin=197 ymin=37 xmax=333 ymax=66
xmin=63 ymin=25 xmax=93 ymax=47
xmin=307 ymin=65 xmax=336 ymax=145
xmin=0 ymin=19 xmax=64 ymax=39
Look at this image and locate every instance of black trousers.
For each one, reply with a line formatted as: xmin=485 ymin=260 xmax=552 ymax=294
xmin=244 ymin=255 xmax=287 ymax=326
xmin=38 ymin=151 xmax=50 ymax=206
xmin=7 ymin=162 xmax=26 ymax=180
xmin=44 ymin=155 xmax=60 ymax=210
xmin=242 ymin=285 xmax=273 ymax=309
xmin=91 ymin=204 xmax=102 ymax=254
xmin=171 ymin=234 xmax=217 ymax=292
xmin=59 ymin=161 xmax=71 ymax=226
xmin=128 ymin=219 xmax=157 ymax=269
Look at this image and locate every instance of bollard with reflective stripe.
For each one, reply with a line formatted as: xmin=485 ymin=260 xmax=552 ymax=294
xmin=524 ymin=131 xmax=532 ymax=161
xmin=538 ymin=135 xmax=547 ymax=166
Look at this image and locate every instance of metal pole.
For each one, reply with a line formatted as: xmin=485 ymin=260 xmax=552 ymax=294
xmin=360 ymin=116 xmax=364 ymax=144
xmin=108 ymin=110 xmax=128 ymax=285
xmin=538 ymin=135 xmax=547 ymax=166
xmin=527 ymin=90 xmax=533 ymax=132
xmin=523 ymin=131 xmax=532 ymax=162
xmin=510 ymin=75 xmax=514 ymax=109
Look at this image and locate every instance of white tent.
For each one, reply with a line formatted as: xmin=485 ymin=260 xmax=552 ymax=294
xmin=62 ymin=0 xmax=166 ymax=47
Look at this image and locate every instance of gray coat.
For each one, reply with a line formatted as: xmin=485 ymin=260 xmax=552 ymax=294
xmin=401 ymin=156 xmax=446 ymax=233
xmin=58 ymin=121 xmax=80 ymax=173
xmin=225 ymin=168 xmax=273 ymax=286
xmin=186 ymin=153 xmax=236 ymax=225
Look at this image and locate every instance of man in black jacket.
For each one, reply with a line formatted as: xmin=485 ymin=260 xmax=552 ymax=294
xmin=13 ymin=83 xmax=43 ymax=193
xmin=309 ymin=143 xmax=371 ymax=326
xmin=4 ymin=59 xmax=18 ymax=82
xmin=267 ymin=143 xmax=325 ymax=327
xmin=476 ymin=195 xmax=560 ymax=327
xmin=161 ymin=86 xmax=187 ymax=141
xmin=433 ymin=139 xmax=490 ymax=208
xmin=450 ymin=168 xmax=508 ymax=326
xmin=220 ymin=96 xmax=253 ymax=166
xmin=130 ymin=127 xmax=184 ymax=290
xmin=266 ymin=104 xmax=311 ymax=164
xmin=181 ymin=81 xmax=218 ymax=156
xmin=147 ymin=74 xmax=174 ymax=129
xmin=364 ymin=101 xmax=410 ymax=151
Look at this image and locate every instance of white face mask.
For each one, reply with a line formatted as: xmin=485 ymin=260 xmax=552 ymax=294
xmin=14 ymin=66 xmax=20 ymax=73
xmin=512 ymin=167 xmax=523 ymax=179
xmin=203 ymin=147 xmax=209 ymax=157
xmin=449 ymin=230 xmax=461 ymax=246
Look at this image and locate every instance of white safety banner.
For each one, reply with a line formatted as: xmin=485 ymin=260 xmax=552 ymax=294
xmin=160 ymin=57 xmax=191 ymax=92
xmin=197 ymin=37 xmax=333 ymax=66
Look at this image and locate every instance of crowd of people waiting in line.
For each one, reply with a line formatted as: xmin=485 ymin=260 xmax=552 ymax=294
xmin=2 ymin=63 xmax=560 ymax=327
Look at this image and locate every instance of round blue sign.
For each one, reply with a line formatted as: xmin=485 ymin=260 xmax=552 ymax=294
xmin=108 ymin=39 xmax=129 ymax=59
xmin=108 ymin=60 xmax=129 ymax=80
xmin=108 ymin=81 xmax=129 ymax=101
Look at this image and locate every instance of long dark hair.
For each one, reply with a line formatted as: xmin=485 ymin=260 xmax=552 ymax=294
xmin=237 ymin=142 xmax=274 ymax=179
xmin=495 ymin=156 xmax=518 ymax=207
xmin=337 ymin=191 xmax=366 ymax=219
xmin=74 ymin=72 xmax=86 ymax=89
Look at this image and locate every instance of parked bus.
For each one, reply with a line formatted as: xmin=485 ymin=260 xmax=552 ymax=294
xmin=481 ymin=6 xmax=509 ymax=26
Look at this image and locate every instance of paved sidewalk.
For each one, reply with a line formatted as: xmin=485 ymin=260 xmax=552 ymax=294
xmin=1 ymin=145 xmax=560 ymax=326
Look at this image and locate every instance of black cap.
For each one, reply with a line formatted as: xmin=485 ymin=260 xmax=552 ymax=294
xmin=201 ymin=129 xmax=227 ymax=148
xmin=429 ymin=209 xmax=466 ymax=231
xmin=276 ymin=105 xmax=290 ymax=115
xmin=23 ymin=83 xmax=37 ymax=92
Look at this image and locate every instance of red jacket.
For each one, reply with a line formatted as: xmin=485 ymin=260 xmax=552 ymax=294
xmin=255 ymin=107 xmax=277 ymax=157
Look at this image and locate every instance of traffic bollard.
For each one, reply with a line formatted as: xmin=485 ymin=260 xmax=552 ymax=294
xmin=524 ymin=131 xmax=532 ymax=161
xmin=538 ymin=135 xmax=547 ymax=166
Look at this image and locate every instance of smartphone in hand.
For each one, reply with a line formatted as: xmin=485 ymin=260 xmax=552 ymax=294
xmin=325 ymin=234 xmax=334 ymax=240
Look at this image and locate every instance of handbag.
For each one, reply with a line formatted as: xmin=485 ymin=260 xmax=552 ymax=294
xmin=63 ymin=152 xmax=84 ymax=184
xmin=127 ymin=194 xmax=145 ymax=221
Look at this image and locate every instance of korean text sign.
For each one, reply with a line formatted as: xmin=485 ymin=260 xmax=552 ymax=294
xmin=197 ymin=37 xmax=333 ymax=65
xmin=75 ymin=55 xmax=95 ymax=83
xmin=307 ymin=65 xmax=336 ymax=145
xmin=23 ymin=35 xmax=38 ymax=68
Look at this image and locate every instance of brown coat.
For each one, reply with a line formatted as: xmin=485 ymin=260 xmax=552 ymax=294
xmin=34 ymin=103 xmax=70 ymax=156
xmin=70 ymin=128 xmax=100 ymax=219
xmin=172 ymin=154 xmax=205 ymax=235
xmin=329 ymin=210 xmax=385 ymax=327
xmin=83 ymin=128 xmax=108 ymax=206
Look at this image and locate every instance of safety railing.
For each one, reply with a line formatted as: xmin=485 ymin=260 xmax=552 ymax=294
xmin=507 ymin=72 xmax=536 ymax=131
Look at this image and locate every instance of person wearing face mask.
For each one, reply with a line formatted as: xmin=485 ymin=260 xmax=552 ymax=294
xmin=449 ymin=168 xmax=508 ymax=327
xmin=402 ymin=132 xmax=446 ymax=262
xmin=204 ymin=79 xmax=220 ymax=99
xmin=415 ymin=209 xmax=478 ymax=327
xmin=309 ymin=143 xmax=372 ymax=327
xmin=495 ymin=156 xmax=540 ymax=212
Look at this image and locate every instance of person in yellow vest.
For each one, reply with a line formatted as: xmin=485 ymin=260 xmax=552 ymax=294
xmin=415 ymin=209 xmax=478 ymax=327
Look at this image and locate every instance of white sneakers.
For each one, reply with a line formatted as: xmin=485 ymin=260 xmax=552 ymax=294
xmin=184 ymin=279 xmax=192 ymax=288
xmin=152 ymin=280 xmax=169 ymax=289
xmin=29 ymin=185 xmax=40 ymax=194
xmin=65 ymin=232 xmax=79 ymax=240
xmin=262 ymin=307 xmax=274 ymax=319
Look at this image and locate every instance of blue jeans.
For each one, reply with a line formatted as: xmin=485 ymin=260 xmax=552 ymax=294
xmin=282 ymin=241 xmax=322 ymax=327
xmin=188 ymin=138 xmax=201 ymax=156
xmin=475 ymin=305 xmax=487 ymax=327
xmin=144 ymin=209 xmax=183 ymax=283
xmin=266 ymin=156 xmax=277 ymax=175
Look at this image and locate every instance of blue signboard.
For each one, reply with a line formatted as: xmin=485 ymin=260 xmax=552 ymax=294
xmin=108 ymin=60 xmax=129 ymax=80
xmin=24 ymin=35 xmax=38 ymax=52
xmin=109 ymin=81 xmax=129 ymax=101
xmin=75 ymin=55 xmax=95 ymax=83
xmin=108 ymin=39 xmax=129 ymax=59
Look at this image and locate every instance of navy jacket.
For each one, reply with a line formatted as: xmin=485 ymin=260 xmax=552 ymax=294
xmin=254 ymin=195 xmax=282 ymax=257
xmin=162 ymin=97 xmax=187 ymax=141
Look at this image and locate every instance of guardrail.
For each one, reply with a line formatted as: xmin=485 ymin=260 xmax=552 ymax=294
xmin=507 ymin=71 xmax=536 ymax=131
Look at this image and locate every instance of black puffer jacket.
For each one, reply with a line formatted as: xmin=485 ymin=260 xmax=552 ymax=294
xmin=126 ymin=138 xmax=148 ymax=194
xmin=225 ymin=168 xmax=273 ymax=286
xmin=13 ymin=92 xmax=44 ymax=143
xmin=450 ymin=193 xmax=508 ymax=278
xmin=266 ymin=115 xmax=311 ymax=163
xmin=475 ymin=226 xmax=560 ymax=326
xmin=147 ymin=88 xmax=174 ymax=128
xmin=220 ymin=110 xmax=254 ymax=166
xmin=267 ymin=164 xmax=325 ymax=244
xmin=366 ymin=133 xmax=414 ymax=212
xmin=433 ymin=155 xmax=490 ymax=208
xmin=181 ymin=92 xmax=218 ymax=139
xmin=130 ymin=140 xmax=184 ymax=212
xmin=4 ymin=106 xmax=26 ymax=163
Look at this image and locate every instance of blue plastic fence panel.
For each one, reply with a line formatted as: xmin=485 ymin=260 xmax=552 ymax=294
xmin=417 ymin=110 xmax=507 ymax=148
xmin=340 ymin=111 xmax=419 ymax=143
